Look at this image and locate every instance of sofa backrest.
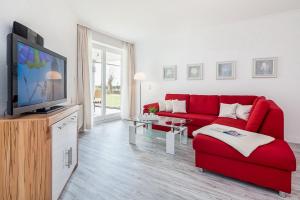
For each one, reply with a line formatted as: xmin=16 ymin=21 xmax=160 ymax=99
xmin=220 ymin=95 xmax=257 ymax=105
xmin=165 ymin=94 xmax=190 ymax=113
xmin=162 ymin=94 xmax=284 ymax=139
xmin=258 ymin=100 xmax=284 ymax=140
xmin=189 ymin=95 xmax=219 ymax=115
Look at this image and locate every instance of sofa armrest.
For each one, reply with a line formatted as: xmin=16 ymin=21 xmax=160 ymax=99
xmin=143 ymin=103 xmax=159 ymax=113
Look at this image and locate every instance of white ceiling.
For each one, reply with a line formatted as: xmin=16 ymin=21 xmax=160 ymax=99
xmin=70 ymin=0 xmax=300 ymax=41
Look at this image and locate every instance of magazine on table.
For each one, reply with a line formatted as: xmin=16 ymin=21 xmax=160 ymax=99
xmin=211 ymin=127 xmax=245 ymax=137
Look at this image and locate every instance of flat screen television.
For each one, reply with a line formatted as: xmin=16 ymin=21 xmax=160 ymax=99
xmin=7 ymin=33 xmax=67 ymax=115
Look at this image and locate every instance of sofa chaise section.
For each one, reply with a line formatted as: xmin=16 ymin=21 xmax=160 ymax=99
xmin=143 ymin=93 xmax=296 ymax=194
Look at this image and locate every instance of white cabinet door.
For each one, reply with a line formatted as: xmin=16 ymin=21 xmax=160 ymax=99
xmin=52 ymin=122 xmax=67 ymax=200
xmin=52 ymin=112 xmax=78 ymax=200
xmin=63 ymin=113 xmax=78 ymax=179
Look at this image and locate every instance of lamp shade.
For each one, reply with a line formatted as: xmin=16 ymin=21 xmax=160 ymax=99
xmin=46 ymin=71 xmax=62 ymax=80
xmin=134 ymin=72 xmax=146 ymax=81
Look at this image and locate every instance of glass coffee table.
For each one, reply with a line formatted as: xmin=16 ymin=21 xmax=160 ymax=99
xmin=127 ymin=115 xmax=190 ymax=154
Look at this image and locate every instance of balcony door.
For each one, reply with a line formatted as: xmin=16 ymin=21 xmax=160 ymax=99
xmin=92 ymin=44 xmax=121 ymax=122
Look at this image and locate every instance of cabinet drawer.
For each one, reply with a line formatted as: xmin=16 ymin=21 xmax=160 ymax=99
xmin=66 ymin=113 xmax=78 ymax=124
xmin=51 ymin=113 xmax=77 ymax=148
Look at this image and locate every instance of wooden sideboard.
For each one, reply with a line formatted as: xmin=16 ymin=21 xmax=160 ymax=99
xmin=0 ymin=105 xmax=79 ymax=200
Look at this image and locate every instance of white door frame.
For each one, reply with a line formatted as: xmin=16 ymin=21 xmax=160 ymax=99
xmin=92 ymin=43 xmax=122 ymax=123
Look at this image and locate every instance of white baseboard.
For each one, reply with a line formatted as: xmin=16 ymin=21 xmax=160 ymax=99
xmin=285 ymin=136 xmax=300 ymax=144
xmin=93 ymin=114 xmax=121 ymax=125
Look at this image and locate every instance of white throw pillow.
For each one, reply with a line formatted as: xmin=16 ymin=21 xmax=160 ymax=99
xmin=165 ymin=100 xmax=173 ymax=112
xmin=219 ymin=103 xmax=238 ymax=119
xmin=158 ymin=101 xmax=166 ymax=112
xmin=236 ymin=104 xmax=252 ymax=121
xmin=172 ymin=100 xmax=186 ymax=113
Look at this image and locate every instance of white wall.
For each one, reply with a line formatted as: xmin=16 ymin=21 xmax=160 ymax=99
xmin=0 ymin=0 xmax=78 ymax=115
xmin=92 ymin=30 xmax=123 ymax=49
xmin=135 ymin=10 xmax=300 ymax=143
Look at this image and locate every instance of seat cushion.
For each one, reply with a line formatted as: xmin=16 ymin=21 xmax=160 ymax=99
xmin=156 ymin=111 xmax=187 ymax=119
xmin=185 ymin=113 xmax=217 ymax=127
xmin=165 ymin=94 xmax=190 ymax=113
xmin=156 ymin=112 xmax=216 ymax=127
xmin=220 ymin=95 xmax=257 ymax=105
xmin=189 ymin=95 xmax=219 ymax=115
xmin=212 ymin=117 xmax=247 ymax=130
xmin=193 ymin=135 xmax=296 ymax=171
xmin=246 ymin=99 xmax=270 ymax=132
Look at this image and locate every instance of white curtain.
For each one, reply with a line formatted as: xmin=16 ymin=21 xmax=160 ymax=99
xmin=121 ymin=43 xmax=136 ymax=119
xmin=77 ymin=24 xmax=93 ymax=129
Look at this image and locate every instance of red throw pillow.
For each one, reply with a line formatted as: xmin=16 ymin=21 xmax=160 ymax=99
xmin=249 ymin=96 xmax=265 ymax=115
xmin=245 ymin=99 xmax=269 ymax=132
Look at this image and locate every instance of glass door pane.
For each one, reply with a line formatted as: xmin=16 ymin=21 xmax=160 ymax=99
xmin=92 ymin=48 xmax=103 ymax=117
xmin=105 ymin=52 xmax=121 ymax=115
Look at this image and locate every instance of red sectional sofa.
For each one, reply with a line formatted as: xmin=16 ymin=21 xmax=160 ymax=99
xmin=143 ymin=94 xmax=296 ymax=194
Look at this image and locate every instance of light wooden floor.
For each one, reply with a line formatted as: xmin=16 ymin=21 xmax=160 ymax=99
xmin=60 ymin=120 xmax=300 ymax=200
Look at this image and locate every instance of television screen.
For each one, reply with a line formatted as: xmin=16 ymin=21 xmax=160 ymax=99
xmin=16 ymin=41 xmax=66 ymax=107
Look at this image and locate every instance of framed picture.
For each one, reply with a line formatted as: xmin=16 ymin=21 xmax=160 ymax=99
xmin=253 ymin=57 xmax=277 ymax=78
xmin=187 ymin=64 xmax=203 ymax=80
xmin=163 ymin=65 xmax=177 ymax=80
xmin=216 ymin=61 xmax=236 ymax=80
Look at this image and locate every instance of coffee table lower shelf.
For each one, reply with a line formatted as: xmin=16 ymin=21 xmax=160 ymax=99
xmin=128 ymin=121 xmax=188 ymax=154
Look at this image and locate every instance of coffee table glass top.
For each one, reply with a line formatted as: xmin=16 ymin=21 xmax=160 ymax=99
xmin=127 ymin=115 xmax=190 ymax=128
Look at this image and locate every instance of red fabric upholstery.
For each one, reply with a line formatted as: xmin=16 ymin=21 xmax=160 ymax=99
xmin=258 ymin=100 xmax=284 ymax=139
xmin=246 ymin=99 xmax=270 ymax=132
xmin=195 ymin=151 xmax=293 ymax=193
xmin=220 ymin=95 xmax=257 ymax=105
xmin=212 ymin=117 xmax=246 ymax=129
xmin=187 ymin=125 xmax=201 ymax=137
xmin=193 ymin=135 xmax=296 ymax=171
xmin=151 ymin=124 xmax=171 ymax=133
xmin=155 ymin=111 xmax=191 ymax=136
xmin=165 ymin=94 xmax=190 ymax=113
xmin=155 ymin=112 xmax=216 ymax=137
xmin=156 ymin=112 xmax=217 ymax=127
xmin=184 ymin=113 xmax=217 ymax=127
xmin=189 ymin=95 xmax=219 ymax=115
xmin=144 ymin=93 xmax=296 ymax=193
xmin=249 ymin=96 xmax=266 ymax=115
xmin=156 ymin=111 xmax=187 ymax=119
xmin=151 ymin=124 xmax=196 ymax=138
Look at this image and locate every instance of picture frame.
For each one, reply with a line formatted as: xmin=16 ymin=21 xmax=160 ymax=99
xmin=163 ymin=65 xmax=177 ymax=80
xmin=252 ymin=57 xmax=277 ymax=78
xmin=187 ymin=63 xmax=204 ymax=80
xmin=216 ymin=61 xmax=236 ymax=80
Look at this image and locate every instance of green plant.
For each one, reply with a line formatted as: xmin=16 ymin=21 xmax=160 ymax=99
xmin=148 ymin=106 xmax=158 ymax=114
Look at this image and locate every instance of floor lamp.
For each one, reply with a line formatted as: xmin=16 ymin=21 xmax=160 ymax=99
xmin=134 ymin=72 xmax=146 ymax=114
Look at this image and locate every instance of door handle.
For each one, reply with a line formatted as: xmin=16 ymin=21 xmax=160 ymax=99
xmin=68 ymin=147 xmax=72 ymax=167
xmin=70 ymin=116 xmax=77 ymax=120
xmin=64 ymin=147 xmax=72 ymax=168
xmin=58 ymin=123 xmax=67 ymax=130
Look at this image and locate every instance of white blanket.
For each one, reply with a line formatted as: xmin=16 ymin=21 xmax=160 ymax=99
xmin=193 ymin=124 xmax=275 ymax=157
